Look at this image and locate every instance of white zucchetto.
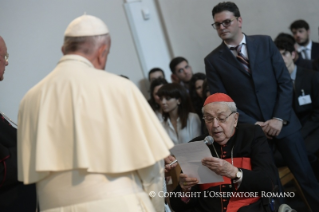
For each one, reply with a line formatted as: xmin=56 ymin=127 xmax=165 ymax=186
xmin=64 ymin=14 xmax=109 ymax=37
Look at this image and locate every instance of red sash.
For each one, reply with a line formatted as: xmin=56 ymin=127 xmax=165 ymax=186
xmin=199 ymin=157 xmax=260 ymax=212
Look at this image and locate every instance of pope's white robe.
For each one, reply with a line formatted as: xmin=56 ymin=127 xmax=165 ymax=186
xmin=18 ymin=55 xmax=174 ymax=212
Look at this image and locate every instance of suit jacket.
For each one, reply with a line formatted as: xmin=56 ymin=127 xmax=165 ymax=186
xmin=311 ymin=41 xmax=319 ymax=60
xmin=205 ymin=35 xmax=301 ymax=139
xmin=313 ymin=58 xmax=319 ymax=71
xmin=0 ymin=114 xmax=36 ymax=212
xmin=293 ymin=66 xmax=319 ymax=138
xmin=295 ymin=52 xmax=314 ymax=70
xmin=170 ymin=124 xmax=276 ymax=212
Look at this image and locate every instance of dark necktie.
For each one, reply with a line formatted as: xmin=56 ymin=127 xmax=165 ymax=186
xmin=230 ymin=44 xmax=250 ymax=73
xmin=301 ymin=48 xmax=309 ymax=60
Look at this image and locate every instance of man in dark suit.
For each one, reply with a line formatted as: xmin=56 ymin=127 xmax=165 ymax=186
xmin=290 ymin=20 xmax=319 ymax=60
xmin=275 ymin=38 xmax=319 ymax=179
xmin=204 ymin=2 xmax=319 ymax=210
xmin=0 ymin=36 xmax=37 ymax=212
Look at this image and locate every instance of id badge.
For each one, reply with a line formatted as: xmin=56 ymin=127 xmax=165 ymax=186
xmin=298 ymin=95 xmax=312 ymax=105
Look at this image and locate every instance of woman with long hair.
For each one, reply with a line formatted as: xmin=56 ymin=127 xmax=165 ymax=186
xmin=158 ymin=83 xmax=201 ymax=144
xmin=148 ymin=78 xmax=168 ymax=120
xmin=189 ymin=73 xmax=206 ymax=119
xmin=202 ymin=78 xmax=211 ymax=100
xmin=189 ymin=73 xmax=207 ymax=134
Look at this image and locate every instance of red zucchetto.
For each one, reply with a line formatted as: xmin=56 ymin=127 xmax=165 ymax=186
xmin=203 ymin=93 xmax=234 ymax=106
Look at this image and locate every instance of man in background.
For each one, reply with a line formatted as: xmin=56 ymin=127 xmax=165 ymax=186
xmin=275 ymin=37 xmax=319 ymax=180
xmin=169 ymin=57 xmax=193 ymax=91
xmin=275 ymin=32 xmax=315 ymax=70
xmin=148 ymin=67 xmax=165 ymax=83
xmin=290 ymin=19 xmax=319 ymax=60
xmin=0 ymin=36 xmax=37 ymax=212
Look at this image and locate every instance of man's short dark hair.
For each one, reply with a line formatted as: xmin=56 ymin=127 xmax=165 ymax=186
xmin=148 ymin=68 xmax=165 ymax=80
xmin=212 ymin=2 xmax=240 ymax=18
xmin=274 ymin=33 xmax=295 ymax=44
xmin=169 ymin=57 xmax=188 ymax=74
xmin=290 ymin=20 xmax=309 ymax=31
xmin=274 ymin=38 xmax=295 ymax=54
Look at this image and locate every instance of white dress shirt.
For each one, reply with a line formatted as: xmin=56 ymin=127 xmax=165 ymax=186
xmin=225 ymin=34 xmax=249 ymax=59
xmin=162 ymin=113 xmax=201 ymax=145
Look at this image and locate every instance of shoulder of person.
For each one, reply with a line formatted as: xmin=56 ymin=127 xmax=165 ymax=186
xmin=98 ymin=71 xmax=136 ymax=88
xmin=247 ymin=34 xmax=271 ymax=41
xmin=246 ymin=35 xmax=273 ymax=47
xmin=188 ymin=112 xmax=200 ymax=119
xmin=188 ymin=134 xmax=207 ymax=143
xmin=298 ymin=66 xmax=319 ymax=77
xmin=204 ymin=42 xmax=225 ymax=60
xmin=236 ymin=123 xmax=261 ymax=133
xmin=312 ymin=41 xmax=319 ymax=47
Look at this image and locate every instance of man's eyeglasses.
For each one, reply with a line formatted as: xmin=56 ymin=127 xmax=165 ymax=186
xmin=212 ymin=17 xmax=238 ymax=29
xmin=203 ymin=111 xmax=236 ymax=123
xmin=4 ymin=53 xmax=9 ymax=62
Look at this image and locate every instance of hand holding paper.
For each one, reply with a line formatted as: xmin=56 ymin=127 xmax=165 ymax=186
xmin=170 ymin=141 xmax=224 ymax=184
xmin=202 ymin=157 xmax=238 ymax=179
xmin=179 ymin=173 xmax=199 ymax=191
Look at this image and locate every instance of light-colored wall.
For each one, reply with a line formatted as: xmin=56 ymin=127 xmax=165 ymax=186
xmin=0 ymin=0 xmax=145 ymax=121
xmin=158 ymin=0 xmax=319 ymax=74
xmin=124 ymin=0 xmax=172 ymax=85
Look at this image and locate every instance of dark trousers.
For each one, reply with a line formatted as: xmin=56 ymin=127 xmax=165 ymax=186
xmin=271 ymin=131 xmax=319 ymax=211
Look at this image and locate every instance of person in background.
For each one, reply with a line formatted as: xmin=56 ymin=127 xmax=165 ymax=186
xmin=274 ymin=37 xmax=319 ymax=180
xmin=169 ymin=57 xmax=193 ymax=91
xmin=290 ymin=19 xmax=319 ymax=60
xmin=158 ymin=83 xmax=201 ymax=144
xmin=202 ymin=79 xmax=211 ymax=100
xmin=189 ymin=72 xmax=206 ymax=134
xmin=17 ymin=15 xmax=173 ymax=212
xmin=274 ymin=33 xmax=316 ymax=70
xmin=148 ymin=67 xmax=165 ymax=83
xmin=170 ymin=93 xmax=277 ymax=212
xmin=148 ymin=78 xmax=168 ymax=121
xmin=0 ymin=36 xmax=37 ymax=212
xmin=205 ymin=2 xmax=319 ymax=210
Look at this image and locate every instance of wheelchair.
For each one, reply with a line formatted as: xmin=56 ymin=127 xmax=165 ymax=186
xmin=278 ymin=204 xmax=297 ymax=212
xmin=265 ymin=186 xmax=298 ymax=212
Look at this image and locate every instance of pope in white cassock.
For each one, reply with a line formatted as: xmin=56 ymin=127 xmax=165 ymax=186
xmin=17 ymin=15 xmax=174 ymax=212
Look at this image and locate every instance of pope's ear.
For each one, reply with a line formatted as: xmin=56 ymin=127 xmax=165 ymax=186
xmin=97 ymin=45 xmax=107 ymax=61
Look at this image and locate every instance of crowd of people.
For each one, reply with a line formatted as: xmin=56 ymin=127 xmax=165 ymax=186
xmin=146 ymin=2 xmax=319 ymax=212
xmin=1 ymin=1 xmax=319 ymax=212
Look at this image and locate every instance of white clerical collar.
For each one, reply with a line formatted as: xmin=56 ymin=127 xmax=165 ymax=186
xmin=58 ymin=54 xmax=94 ymax=68
xmin=225 ymin=34 xmax=246 ymax=48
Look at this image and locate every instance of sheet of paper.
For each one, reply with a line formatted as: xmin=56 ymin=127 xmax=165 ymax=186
xmin=170 ymin=141 xmax=224 ymax=184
